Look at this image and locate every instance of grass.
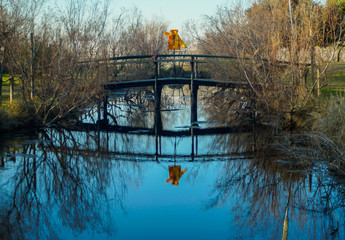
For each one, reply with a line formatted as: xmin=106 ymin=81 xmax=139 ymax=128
xmin=304 ymin=63 xmax=345 ymax=175
xmin=1 ymin=74 xmax=20 ymax=107
xmin=322 ymin=62 xmax=345 ymax=95
xmin=0 ymin=75 xmax=29 ymax=130
xmin=321 ymin=88 xmax=345 ymax=97
xmin=309 ymin=95 xmax=345 ymax=175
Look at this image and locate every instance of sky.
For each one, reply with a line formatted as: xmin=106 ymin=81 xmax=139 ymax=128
xmin=114 ymin=0 xmax=246 ymax=33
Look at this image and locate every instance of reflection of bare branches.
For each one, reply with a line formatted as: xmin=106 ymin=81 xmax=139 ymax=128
xmin=0 ymin=128 xmax=146 ymax=239
xmin=105 ymin=84 xmax=255 ymax=133
xmin=109 ymin=88 xmax=155 ymax=128
xmin=205 ymin=131 xmax=345 ymax=239
xmin=199 ymin=85 xmax=254 ymax=127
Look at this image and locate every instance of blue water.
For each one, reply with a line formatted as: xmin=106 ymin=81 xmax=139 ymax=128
xmin=1 ymin=86 xmax=345 ymax=239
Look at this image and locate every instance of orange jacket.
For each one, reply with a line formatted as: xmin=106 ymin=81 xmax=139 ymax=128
xmin=164 ymin=29 xmax=186 ymax=50
xmin=165 ymin=165 xmax=186 ymax=185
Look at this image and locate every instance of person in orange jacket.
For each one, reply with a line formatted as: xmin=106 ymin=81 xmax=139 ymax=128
xmin=164 ymin=29 xmax=186 ymax=50
xmin=165 ymin=165 xmax=186 ymax=185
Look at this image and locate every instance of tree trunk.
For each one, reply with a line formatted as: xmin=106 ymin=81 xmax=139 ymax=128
xmin=0 ymin=48 xmax=5 ymax=106
xmin=30 ymin=32 xmax=35 ymax=100
xmin=0 ymin=76 xmax=2 ymax=105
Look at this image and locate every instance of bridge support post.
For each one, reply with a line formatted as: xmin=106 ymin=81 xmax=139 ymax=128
xmin=154 ymin=103 xmax=162 ymax=160
xmin=190 ymin=57 xmax=199 ymax=157
xmin=154 ymin=60 xmax=160 ymax=108
xmin=190 ymin=57 xmax=198 ymax=124
xmin=102 ymin=95 xmax=109 ymax=125
xmin=195 ymin=57 xmax=198 ymax=78
xmin=154 ymin=60 xmax=162 ymax=160
xmin=97 ymin=98 xmax=101 ymax=123
xmin=154 ymin=60 xmax=163 ymax=117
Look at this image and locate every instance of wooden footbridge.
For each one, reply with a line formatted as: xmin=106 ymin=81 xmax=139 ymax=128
xmin=79 ymin=54 xmax=257 ymax=158
xmin=103 ymin=54 xmax=249 ymax=90
xmin=98 ymin=54 xmax=252 ymax=127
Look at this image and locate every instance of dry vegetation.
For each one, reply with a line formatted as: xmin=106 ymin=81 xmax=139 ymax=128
xmin=0 ymin=0 xmax=168 ymax=126
xmin=0 ymin=0 xmax=345 ymax=169
xmin=189 ymin=0 xmax=345 ymax=120
xmin=185 ymin=0 xmax=345 ymax=175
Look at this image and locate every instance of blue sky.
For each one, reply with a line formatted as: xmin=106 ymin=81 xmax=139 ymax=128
xmin=115 ymin=0 xmax=244 ymax=32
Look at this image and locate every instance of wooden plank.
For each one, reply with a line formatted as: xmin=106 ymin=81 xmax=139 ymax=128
xmin=69 ymin=122 xmax=258 ymax=136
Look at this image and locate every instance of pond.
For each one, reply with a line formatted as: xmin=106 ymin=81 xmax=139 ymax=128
xmin=1 ymin=85 xmax=345 ymax=240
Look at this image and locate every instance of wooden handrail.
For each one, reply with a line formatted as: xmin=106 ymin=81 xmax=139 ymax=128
xmin=79 ymin=53 xmax=311 ymax=67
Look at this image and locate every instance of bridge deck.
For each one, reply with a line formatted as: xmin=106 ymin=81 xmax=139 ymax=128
xmin=70 ymin=122 xmax=257 ymax=136
xmin=104 ymin=77 xmax=248 ymax=90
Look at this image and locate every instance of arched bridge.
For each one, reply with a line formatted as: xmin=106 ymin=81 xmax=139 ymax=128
xmin=102 ymin=54 xmax=249 ymax=90
xmin=78 ymin=54 xmax=258 ymax=158
xmin=97 ymin=54 xmax=253 ymax=128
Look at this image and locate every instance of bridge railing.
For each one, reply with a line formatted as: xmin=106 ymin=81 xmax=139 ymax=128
xmin=103 ymin=54 xmax=238 ymax=63
xmin=93 ymin=54 xmax=242 ymax=82
xmin=84 ymin=53 xmax=311 ymax=87
xmin=81 ymin=53 xmax=308 ymax=65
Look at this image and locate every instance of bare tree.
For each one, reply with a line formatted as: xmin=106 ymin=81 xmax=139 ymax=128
xmin=105 ymin=7 xmax=168 ymax=81
xmin=1 ymin=0 xmax=112 ymax=125
xmin=190 ymin=0 xmax=345 ymax=123
xmin=0 ymin=1 xmax=171 ymax=126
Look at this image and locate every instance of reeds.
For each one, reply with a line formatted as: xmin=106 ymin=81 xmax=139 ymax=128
xmin=308 ymin=95 xmax=345 ymax=175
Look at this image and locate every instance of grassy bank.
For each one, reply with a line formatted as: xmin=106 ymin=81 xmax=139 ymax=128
xmin=0 ymin=76 xmax=35 ymax=131
xmin=300 ymin=62 xmax=345 ymax=174
xmin=0 ymin=104 xmax=35 ymax=132
xmin=306 ymin=96 xmax=345 ymax=175
xmin=0 ymin=107 xmax=23 ymax=131
xmin=321 ymin=62 xmax=345 ymax=96
xmin=296 ymin=63 xmax=345 ymax=175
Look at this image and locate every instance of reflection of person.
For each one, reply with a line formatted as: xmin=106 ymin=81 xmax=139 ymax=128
xmin=165 ymin=165 xmax=186 ymax=186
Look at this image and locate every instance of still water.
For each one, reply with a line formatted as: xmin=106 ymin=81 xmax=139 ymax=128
xmin=1 ymin=85 xmax=345 ymax=239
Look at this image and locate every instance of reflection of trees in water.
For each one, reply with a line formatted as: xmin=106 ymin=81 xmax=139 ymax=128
xmin=105 ymin=84 xmax=254 ymax=131
xmin=199 ymin=86 xmax=252 ymax=126
xmin=109 ymin=88 xmax=156 ymax=128
xmin=204 ymin=126 xmax=274 ymax=155
xmin=160 ymin=86 xmax=191 ymax=129
xmin=205 ymin=132 xmax=345 ymax=239
xmin=109 ymin=85 xmax=247 ymax=129
xmin=0 ymin=129 xmax=145 ymax=239
xmin=160 ymin=85 xmax=190 ymax=108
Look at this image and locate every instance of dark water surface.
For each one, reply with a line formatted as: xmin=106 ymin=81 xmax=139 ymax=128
xmin=1 ymin=85 xmax=345 ymax=239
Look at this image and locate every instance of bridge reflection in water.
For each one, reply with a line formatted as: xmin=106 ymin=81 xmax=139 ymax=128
xmin=1 ymin=55 xmax=345 ymax=240
xmin=76 ymin=83 xmax=258 ymax=162
xmin=1 ymin=99 xmax=344 ymax=239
